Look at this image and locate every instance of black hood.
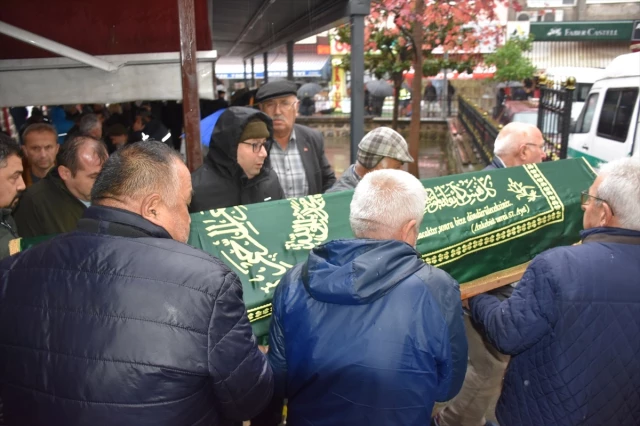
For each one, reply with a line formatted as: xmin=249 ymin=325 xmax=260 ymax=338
xmin=206 ymin=107 xmax=274 ymax=180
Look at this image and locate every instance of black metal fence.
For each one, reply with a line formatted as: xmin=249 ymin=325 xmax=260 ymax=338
xmin=537 ymin=77 xmax=575 ymax=161
xmin=457 ymin=97 xmax=499 ymax=164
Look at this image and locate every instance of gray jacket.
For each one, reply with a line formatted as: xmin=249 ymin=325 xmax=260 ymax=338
xmin=326 ymin=164 xmax=361 ymax=193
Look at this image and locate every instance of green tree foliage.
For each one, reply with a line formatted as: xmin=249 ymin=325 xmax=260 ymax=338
xmin=485 ymin=35 xmax=536 ymax=83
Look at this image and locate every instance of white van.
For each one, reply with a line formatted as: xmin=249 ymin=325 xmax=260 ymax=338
xmin=545 ymin=67 xmax=604 ymax=124
xmin=568 ymin=52 xmax=640 ymax=168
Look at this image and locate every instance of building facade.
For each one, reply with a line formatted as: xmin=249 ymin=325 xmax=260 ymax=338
xmin=508 ymin=0 xmax=640 ymax=70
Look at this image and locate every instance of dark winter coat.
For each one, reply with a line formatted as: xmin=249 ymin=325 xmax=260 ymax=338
xmin=190 ymin=107 xmax=284 ymax=212
xmin=131 ymin=119 xmax=173 ymax=147
xmin=13 ymin=169 xmax=86 ymax=237
xmin=0 ymin=209 xmax=18 ymax=260
xmin=470 ymin=227 xmax=640 ymax=426
xmin=0 ymin=205 xmax=274 ymax=425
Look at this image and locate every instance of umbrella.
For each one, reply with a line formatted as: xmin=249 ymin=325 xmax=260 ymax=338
xmin=297 ymin=83 xmax=322 ymax=98
xmin=496 ymin=81 xmax=524 ymax=89
xmin=200 ymin=109 xmax=226 ymax=147
xmin=366 ymin=80 xmax=394 ymax=98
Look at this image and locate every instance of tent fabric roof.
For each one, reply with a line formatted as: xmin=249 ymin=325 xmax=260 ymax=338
xmin=0 ymin=0 xmax=353 ymax=60
xmin=0 ymin=0 xmax=213 ymax=59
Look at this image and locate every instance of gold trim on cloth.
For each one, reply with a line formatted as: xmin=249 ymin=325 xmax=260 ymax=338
xmin=8 ymin=238 xmax=21 ymax=256
xmin=423 ymin=163 xmax=565 ymax=267
xmin=247 ymin=303 xmax=273 ymax=323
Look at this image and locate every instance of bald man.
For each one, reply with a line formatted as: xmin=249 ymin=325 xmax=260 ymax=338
xmin=433 ymin=122 xmax=546 ymax=426
xmin=484 ymin=122 xmax=546 ymax=170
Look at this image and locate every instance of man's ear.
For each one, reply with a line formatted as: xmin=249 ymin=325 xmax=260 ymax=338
xmin=517 ymin=144 xmax=528 ymax=162
xmin=600 ymin=202 xmax=614 ymax=227
xmin=401 ymin=219 xmax=418 ymax=247
xmin=58 ymin=165 xmax=71 ymax=182
xmin=140 ymin=193 xmax=163 ymax=225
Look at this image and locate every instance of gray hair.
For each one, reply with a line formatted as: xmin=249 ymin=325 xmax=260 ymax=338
xmin=597 ymin=158 xmax=640 ymax=231
xmin=350 ymin=169 xmax=426 ymax=240
xmin=91 ymin=141 xmax=183 ymax=207
xmin=79 ymin=114 xmax=101 ymax=135
xmin=494 ymin=122 xmax=540 ymax=156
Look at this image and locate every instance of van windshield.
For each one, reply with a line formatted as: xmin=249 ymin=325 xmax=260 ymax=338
xmin=573 ymin=84 xmax=593 ymax=103
xmin=512 ymin=112 xmax=538 ymax=126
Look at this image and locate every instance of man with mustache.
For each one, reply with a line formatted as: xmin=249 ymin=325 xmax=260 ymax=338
xmin=256 ymin=80 xmax=335 ymax=198
xmin=0 ymin=133 xmax=26 ymax=259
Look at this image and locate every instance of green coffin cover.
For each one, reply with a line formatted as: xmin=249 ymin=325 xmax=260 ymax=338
xmin=10 ymin=159 xmax=596 ymax=339
xmin=188 ymin=158 xmax=596 ymax=338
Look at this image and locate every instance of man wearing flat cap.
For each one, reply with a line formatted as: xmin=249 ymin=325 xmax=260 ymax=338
xmin=190 ymin=107 xmax=284 ymax=212
xmin=327 ymin=127 xmax=414 ymax=193
xmin=255 ymin=80 xmax=336 ymax=199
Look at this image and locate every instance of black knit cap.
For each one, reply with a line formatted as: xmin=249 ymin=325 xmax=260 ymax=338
xmin=255 ymin=80 xmax=297 ymax=103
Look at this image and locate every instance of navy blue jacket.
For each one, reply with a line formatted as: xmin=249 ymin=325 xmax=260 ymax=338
xmin=268 ymin=239 xmax=467 ymax=426
xmin=0 ymin=206 xmax=273 ymax=426
xmin=470 ymin=227 xmax=640 ymax=426
xmin=483 ymin=156 xmax=505 ymax=171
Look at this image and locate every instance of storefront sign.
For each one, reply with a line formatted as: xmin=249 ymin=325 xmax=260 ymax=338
xmin=329 ymin=30 xmax=351 ymax=56
xmin=531 ymin=21 xmax=634 ymax=41
xmin=632 ymin=20 xmax=640 ymax=42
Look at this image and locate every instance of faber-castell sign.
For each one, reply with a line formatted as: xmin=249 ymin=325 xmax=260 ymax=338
xmin=530 ymin=21 xmax=634 ymax=42
xmin=547 ymin=27 xmax=618 ymax=38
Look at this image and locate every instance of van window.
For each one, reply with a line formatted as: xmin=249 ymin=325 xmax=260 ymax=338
xmin=575 ymin=93 xmax=599 ymax=133
xmin=597 ymin=88 xmax=639 ymax=142
xmin=573 ymin=83 xmax=593 ymax=103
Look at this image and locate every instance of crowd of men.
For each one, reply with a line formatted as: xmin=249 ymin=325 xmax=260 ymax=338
xmin=0 ymin=79 xmax=638 ymax=426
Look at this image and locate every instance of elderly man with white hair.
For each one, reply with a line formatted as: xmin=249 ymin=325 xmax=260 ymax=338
xmin=468 ymin=158 xmax=640 ymax=426
xmin=267 ymin=169 xmax=467 ymax=426
xmin=435 ymin=121 xmax=547 ymax=426
xmin=484 ymin=122 xmax=546 ymax=170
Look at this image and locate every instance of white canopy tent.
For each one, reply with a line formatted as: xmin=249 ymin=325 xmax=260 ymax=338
xmin=0 ymin=51 xmax=217 ymax=107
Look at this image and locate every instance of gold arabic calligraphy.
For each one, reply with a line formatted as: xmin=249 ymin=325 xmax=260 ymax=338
xmin=285 ymin=195 xmax=330 ymax=250
xmin=507 ymin=178 xmax=541 ymax=202
xmin=425 ymin=176 xmax=497 ymax=214
xmin=203 ymin=206 xmax=292 ymax=294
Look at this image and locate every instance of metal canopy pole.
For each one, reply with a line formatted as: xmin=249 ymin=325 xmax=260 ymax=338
xmin=286 ymin=41 xmax=294 ymax=80
xmin=0 ymin=21 xmax=119 ymax=73
xmin=263 ymin=52 xmax=269 ymax=83
xmin=243 ymin=60 xmax=248 ymax=88
xmin=213 ymin=61 xmax=218 ymax=97
xmin=349 ymin=0 xmax=370 ymax=164
xmin=178 ymin=0 xmax=203 ymax=171
xmin=251 ymin=57 xmax=256 ymax=88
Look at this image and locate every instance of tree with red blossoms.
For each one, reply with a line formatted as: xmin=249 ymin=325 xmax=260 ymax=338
xmin=337 ymin=0 xmax=504 ymax=177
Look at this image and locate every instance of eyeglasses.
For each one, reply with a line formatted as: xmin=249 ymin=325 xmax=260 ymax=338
xmin=240 ymin=140 xmax=272 ymax=153
xmin=580 ymin=190 xmax=615 ymax=216
xmin=526 ymin=142 xmax=545 ymax=150
xmin=261 ymin=99 xmax=298 ymax=112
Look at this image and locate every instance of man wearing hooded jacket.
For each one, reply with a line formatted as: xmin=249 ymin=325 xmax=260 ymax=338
xmin=189 ymin=107 xmax=284 ymax=212
xmin=268 ymin=169 xmax=467 ymax=426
